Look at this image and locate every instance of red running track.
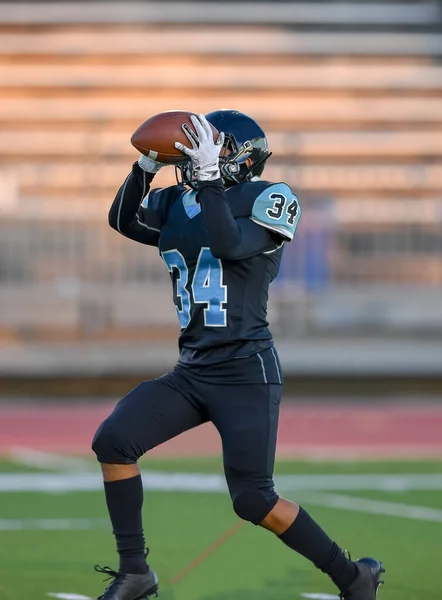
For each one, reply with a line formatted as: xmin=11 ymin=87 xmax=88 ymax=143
xmin=0 ymin=400 xmax=442 ymax=459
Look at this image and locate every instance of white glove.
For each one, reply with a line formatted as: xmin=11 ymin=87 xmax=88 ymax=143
xmin=174 ymin=114 xmax=225 ymax=182
xmin=138 ymin=154 xmax=167 ymax=174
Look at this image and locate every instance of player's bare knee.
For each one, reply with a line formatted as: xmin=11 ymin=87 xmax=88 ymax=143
xmin=92 ymin=419 xmax=140 ymax=464
xmin=232 ymin=489 xmax=279 ymax=525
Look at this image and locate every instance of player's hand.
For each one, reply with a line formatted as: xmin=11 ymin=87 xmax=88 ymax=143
xmin=138 ymin=154 xmax=167 ymax=174
xmin=175 ymin=114 xmax=225 ymax=182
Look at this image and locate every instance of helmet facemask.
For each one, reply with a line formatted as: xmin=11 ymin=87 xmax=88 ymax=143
xmin=175 ymin=132 xmax=272 ymax=190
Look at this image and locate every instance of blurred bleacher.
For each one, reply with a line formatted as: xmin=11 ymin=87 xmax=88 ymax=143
xmin=0 ymin=1 xmax=442 ymax=377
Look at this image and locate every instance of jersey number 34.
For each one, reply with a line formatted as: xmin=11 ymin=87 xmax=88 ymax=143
xmin=162 ymin=248 xmax=227 ymax=329
xmin=266 ymin=193 xmax=298 ymax=225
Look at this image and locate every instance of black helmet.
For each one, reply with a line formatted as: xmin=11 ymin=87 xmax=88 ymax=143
xmin=176 ymin=109 xmax=272 ymax=189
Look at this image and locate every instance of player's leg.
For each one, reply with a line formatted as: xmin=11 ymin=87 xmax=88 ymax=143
xmin=261 ymin=498 xmax=384 ymax=599
xmin=91 ymin=372 xmax=204 ymax=599
xmin=208 ymin=382 xmax=281 ymax=525
xmin=210 ymin=380 xmax=383 ymax=599
xmin=263 ymin=498 xmax=385 ymax=600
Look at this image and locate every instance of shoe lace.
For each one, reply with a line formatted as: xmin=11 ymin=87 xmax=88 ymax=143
xmin=94 ymin=565 xmax=124 ymax=599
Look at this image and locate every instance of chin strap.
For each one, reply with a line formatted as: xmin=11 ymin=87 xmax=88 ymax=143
xmin=243 ymin=151 xmax=273 ymax=182
xmin=222 ymin=150 xmax=273 ymax=185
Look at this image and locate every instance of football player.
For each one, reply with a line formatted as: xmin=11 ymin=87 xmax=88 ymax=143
xmin=92 ymin=110 xmax=384 ymax=600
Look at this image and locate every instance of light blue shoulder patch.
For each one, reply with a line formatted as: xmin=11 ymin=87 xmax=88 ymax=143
xmin=182 ymin=189 xmax=201 ymax=219
xmin=251 ymin=183 xmax=301 ymax=241
xmin=140 ymin=188 xmax=163 ymax=214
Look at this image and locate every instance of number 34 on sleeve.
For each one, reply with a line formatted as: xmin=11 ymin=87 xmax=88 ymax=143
xmin=251 ymin=183 xmax=301 ymax=241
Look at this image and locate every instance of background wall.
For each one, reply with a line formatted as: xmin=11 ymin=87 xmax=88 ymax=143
xmin=1 ymin=5 xmax=442 ymax=600
xmin=0 ymin=0 xmax=442 ymax=383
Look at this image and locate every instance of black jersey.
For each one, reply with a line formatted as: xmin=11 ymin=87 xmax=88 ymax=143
xmin=109 ymin=164 xmax=301 ymax=365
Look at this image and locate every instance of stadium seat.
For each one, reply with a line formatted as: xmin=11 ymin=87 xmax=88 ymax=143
xmin=1 ymin=2 xmax=441 ymax=340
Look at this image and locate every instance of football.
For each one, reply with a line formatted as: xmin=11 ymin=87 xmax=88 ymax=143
xmin=131 ymin=110 xmax=219 ymax=164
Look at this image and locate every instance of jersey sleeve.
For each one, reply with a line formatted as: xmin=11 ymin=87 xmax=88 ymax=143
xmin=197 ymin=179 xmax=281 ymax=260
xmin=108 ymin=162 xmax=169 ymax=246
xmin=250 ymin=183 xmax=301 ymax=241
xmin=137 ymin=187 xmax=166 ymax=233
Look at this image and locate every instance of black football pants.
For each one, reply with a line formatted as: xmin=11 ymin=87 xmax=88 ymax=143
xmin=92 ymin=347 xmax=282 ymax=524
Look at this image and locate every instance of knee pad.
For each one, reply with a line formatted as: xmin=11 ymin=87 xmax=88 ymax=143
xmin=91 ymin=419 xmax=138 ymax=464
xmin=232 ymin=489 xmax=279 ymax=525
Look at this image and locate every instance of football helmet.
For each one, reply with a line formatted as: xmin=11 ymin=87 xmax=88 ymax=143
xmin=176 ymin=109 xmax=272 ymax=189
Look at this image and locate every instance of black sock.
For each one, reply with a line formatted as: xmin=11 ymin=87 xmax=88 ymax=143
xmin=104 ymin=474 xmax=148 ymax=574
xmin=279 ymin=506 xmax=357 ymax=592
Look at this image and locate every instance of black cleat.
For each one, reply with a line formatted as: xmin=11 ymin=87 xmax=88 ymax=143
xmin=340 ymin=557 xmax=385 ymax=600
xmin=95 ymin=565 xmax=159 ymax=600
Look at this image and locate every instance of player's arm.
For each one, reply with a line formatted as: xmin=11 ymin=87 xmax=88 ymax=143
xmin=174 ymin=114 xmax=300 ymax=259
xmin=197 ymin=179 xmax=281 ymax=259
xmin=108 ymin=156 xmax=166 ymax=246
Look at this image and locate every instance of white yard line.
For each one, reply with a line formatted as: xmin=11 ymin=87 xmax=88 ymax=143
xmin=0 ymin=471 xmax=227 ymax=493
xmin=278 ymin=473 xmax=442 ymax=492
xmin=48 ymin=594 xmax=94 ymax=600
xmin=46 ymin=589 xmax=338 ymax=600
xmin=293 ymin=491 xmax=442 ymax=523
xmin=0 ymin=518 xmax=108 ymax=531
xmin=9 ymin=447 xmax=93 ymax=472
xmin=301 ymin=595 xmax=338 ymax=600
xmin=2 ymin=471 xmax=442 ymax=493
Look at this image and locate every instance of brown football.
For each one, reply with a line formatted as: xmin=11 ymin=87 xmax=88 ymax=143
xmin=131 ymin=110 xmax=219 ymax=164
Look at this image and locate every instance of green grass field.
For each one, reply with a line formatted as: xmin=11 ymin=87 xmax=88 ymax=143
xmin=0 ymin=456 xmax=441 ymax=600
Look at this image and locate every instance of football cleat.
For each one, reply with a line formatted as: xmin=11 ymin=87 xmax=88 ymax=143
xmin=340 ymin=557 xmax=385 ymax=600
xmin=94 ymin=565 xmax=159 ymax=600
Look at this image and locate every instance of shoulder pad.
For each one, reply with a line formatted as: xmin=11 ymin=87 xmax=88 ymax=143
xmin=250 ymin=183 xmax=301 ymax=241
